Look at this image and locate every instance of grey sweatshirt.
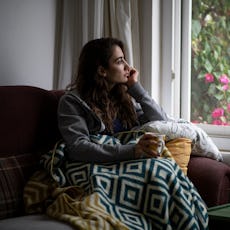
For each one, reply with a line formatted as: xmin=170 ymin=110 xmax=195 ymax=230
xmin=57 ymin=82 xmax=168 ymax=163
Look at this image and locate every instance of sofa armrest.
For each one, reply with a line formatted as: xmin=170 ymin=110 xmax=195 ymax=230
xmin=187 ymin=156 xmax=230 ymax=207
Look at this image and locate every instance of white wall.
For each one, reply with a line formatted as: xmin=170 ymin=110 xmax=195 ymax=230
xmin=0 ymin=0 xmax=56 ymax=90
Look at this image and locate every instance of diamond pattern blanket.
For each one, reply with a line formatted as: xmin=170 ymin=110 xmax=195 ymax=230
xmin=24 ymin=134 xmax=209 ymax=230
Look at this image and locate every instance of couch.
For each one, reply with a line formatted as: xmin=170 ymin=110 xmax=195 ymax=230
xmin=0 ymin=85 xmax=230 ymax=229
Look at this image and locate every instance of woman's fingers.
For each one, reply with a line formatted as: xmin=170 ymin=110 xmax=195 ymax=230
xmin=135 ymin=134 xmax=160 ymax=159
xmin=126 ymin=67 xmax=139 ymax=87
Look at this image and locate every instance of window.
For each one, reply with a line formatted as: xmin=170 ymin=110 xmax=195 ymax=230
xmin=161 ymin=0 xmax=230 ymax=152
xmin=190 ymin=0 xmax=230 ymax=153
xmin=191 ymin=0 xmax=230 ymax=126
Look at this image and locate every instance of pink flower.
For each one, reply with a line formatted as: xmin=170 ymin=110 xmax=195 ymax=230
xmin=219 ymin=74 xmax=230 ymax=84
xmin=212 ymin=120 xmax=222 ymax=125
xmin=211 ymin=108 xmax=224 ymax=118
xmin=227 ymin=104 xmax=230 ymax=112
xmin=205 ymin=73 xmax=214 ymax=83
xmin=222 ymin=84 xmax=229 ymax=91
xmin=222 ymin=122 xmax=229 ymax=126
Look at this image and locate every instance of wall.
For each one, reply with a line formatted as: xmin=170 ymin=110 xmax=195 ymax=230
xmin=0 ymin=0 xmax=56 ymax=90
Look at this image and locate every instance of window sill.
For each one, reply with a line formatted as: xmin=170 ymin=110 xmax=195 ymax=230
xmin=196 ymin=123 xmax=230 ymax=153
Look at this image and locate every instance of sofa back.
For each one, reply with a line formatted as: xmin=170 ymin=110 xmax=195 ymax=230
xmin=0 ymin=85 xmax=64 ymax=219
xmin=0 ymin=86 xmax=64 ymax=155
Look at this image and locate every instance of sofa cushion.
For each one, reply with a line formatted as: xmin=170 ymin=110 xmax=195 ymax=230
xmin=0 ymin=153 xmax=39 ymax=220
xmin=0 ymin=214 xmax=75 ymax=230
xmin=142 ymin=120 xmax=223 ymax=161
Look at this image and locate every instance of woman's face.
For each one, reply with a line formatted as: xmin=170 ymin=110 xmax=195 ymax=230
xmin=104 ymin=45 xmax=130 ymax=87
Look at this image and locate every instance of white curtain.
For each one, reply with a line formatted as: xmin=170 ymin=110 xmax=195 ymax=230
xmin=53 ymin=0 xmax=140 ymax=89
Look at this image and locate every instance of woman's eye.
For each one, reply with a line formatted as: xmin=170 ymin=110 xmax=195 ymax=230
xmin=117 ymin=59 xmax=124 ymax=64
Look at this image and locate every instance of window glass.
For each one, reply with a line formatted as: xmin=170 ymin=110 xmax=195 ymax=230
xmin=191 ymin=0 xmax=230 ymax=126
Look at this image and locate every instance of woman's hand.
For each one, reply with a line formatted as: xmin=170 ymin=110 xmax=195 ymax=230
xmin=126 ymin=67 xmax=139 ymax=88
xmin=134 ymin=133 xmax=159 ymax=159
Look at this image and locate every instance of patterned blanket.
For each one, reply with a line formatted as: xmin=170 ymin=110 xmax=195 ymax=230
xmin=24 ymin=134 xmax=209 ymax=230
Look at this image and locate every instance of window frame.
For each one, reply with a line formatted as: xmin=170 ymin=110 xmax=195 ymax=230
xmin=160 ymin=0 xmax=230 ymax=152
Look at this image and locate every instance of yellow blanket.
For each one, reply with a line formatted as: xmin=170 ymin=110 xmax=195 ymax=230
xmin=24 ymin=170 xmax=129 ymax=229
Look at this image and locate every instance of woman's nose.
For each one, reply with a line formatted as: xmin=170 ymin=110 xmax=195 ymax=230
xmin=124 ymin=59 xmax=130 ymax=69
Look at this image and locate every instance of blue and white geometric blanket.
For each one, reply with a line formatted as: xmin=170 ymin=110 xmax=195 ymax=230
xmin=65 ymin=158 xmax=208 ymax=230
xmin=38 ymin=133 xmax=209 ymax=230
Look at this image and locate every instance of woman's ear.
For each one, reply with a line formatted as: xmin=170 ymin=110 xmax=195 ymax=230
xmin=97 ymin=66 xmax=107 ymax=77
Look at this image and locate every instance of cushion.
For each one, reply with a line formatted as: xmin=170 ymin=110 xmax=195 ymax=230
xmin=0 ymin=214 xmax=75 ymax=230
xmin=165 ymin=138 xmax=192 ymax=175
xmin=141 ymin=120 xmax=223 ymax=161
xmin=0 ymin=153 xmax=39 ymax=219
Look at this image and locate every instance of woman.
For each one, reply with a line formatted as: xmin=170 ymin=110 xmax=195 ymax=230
xmin=57 ymin=37 xmax=208 ymax=229
xmin=58 ymin=37 xmax=169 ymax=162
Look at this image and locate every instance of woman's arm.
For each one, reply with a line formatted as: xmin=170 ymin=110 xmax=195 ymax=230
xmin=58 ymin=93 xmax=136 ymax=163
xmin=128 ymin=82 xmax=169 ymax=123
xmin=126 ymin=67 xmax=168 ymax=123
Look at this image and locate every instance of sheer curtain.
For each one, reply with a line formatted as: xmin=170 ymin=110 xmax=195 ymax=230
xmin=53 ymin=0 xmax=140 ymax=89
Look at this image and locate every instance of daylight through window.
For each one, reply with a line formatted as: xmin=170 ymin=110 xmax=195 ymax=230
xmin=191 ymin=0 xmax=230 ymax=126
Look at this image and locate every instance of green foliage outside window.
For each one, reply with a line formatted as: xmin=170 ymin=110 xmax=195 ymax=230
xmin=191 ymin=0 xmax=230 ymax=125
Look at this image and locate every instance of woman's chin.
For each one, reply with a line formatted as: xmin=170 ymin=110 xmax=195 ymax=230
xmin=123 ymin=77 xmax=129 ymax=83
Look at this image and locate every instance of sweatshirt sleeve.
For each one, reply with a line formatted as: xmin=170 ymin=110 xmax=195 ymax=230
xmin=57 ymin=94 xmax=136 ymax=163
xmin=127 ymin=82 xmax=169 ymax=123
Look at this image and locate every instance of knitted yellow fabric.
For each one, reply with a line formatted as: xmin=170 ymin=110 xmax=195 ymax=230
xmin=165 ymin=138 xmax=192 ymax=175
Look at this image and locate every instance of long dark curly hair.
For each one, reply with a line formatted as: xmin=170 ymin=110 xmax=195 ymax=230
xmin=68 ymin=37 xmax=138 ymax=133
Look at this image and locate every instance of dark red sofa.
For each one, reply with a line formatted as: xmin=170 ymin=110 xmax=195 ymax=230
xmin=0 ymin=85 xmax=230 ymax=228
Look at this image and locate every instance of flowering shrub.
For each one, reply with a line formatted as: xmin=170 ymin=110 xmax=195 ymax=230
xmin=191 ymin=0 xmax=230 ymax=125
